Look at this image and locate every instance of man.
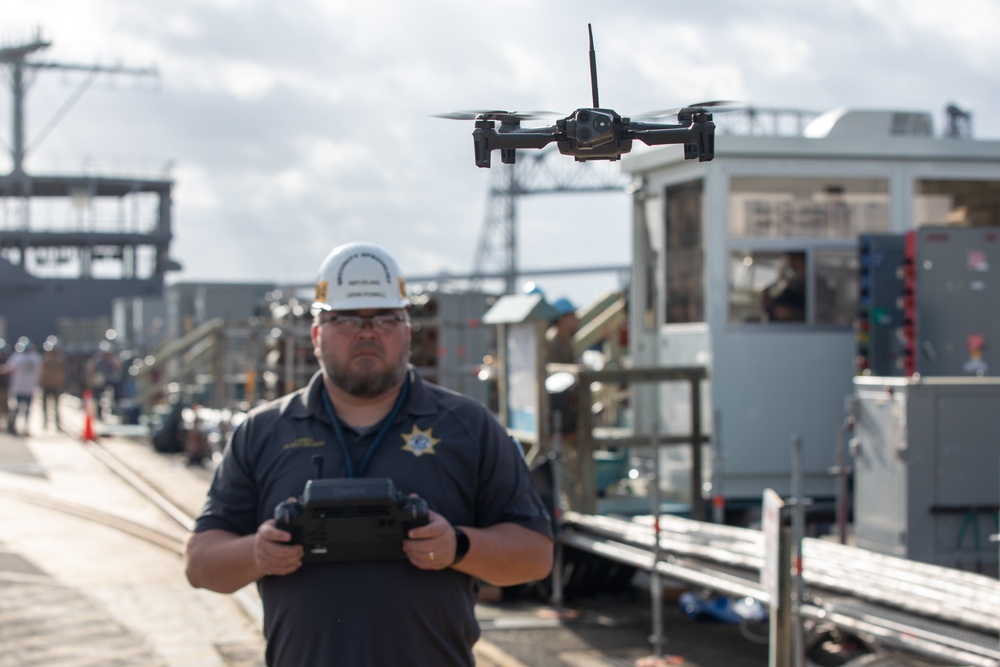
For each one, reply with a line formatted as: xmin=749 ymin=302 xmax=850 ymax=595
xmin=185 ymin=242 xmax=553 ymax=666
xmin=545 ymin=297 xmax=589 ymax=511
xmin=0 ymin=341 xmax=10 ymax=427
xmin=761 ymin=251 xmax=807 ymax=322
xmin=86 ymin=341 xmax=122 ymax=420
xmin=40 ymin=336 xmax=67 ymax=431
xmin=545 ymin=296 xmax=580 ymax=440
xmin=6 ymin=338 xmax=42 ymax=436
xmin=546 ymin=297 xmax=579 ymax=367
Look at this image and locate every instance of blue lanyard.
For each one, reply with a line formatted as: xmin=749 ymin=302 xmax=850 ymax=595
xmin=321 ymin=375 xmax=410 ymax=479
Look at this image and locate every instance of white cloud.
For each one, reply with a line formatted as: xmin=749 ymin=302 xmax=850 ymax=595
xmin=4 ymin=0 xmax=1000 ymax=309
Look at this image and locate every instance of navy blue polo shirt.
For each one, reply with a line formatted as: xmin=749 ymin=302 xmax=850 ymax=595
xmin=194 ymin=369 xmax=552 ymax=667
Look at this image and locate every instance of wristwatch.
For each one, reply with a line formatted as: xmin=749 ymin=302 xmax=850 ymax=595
xmin=451 ymin=526 xmax=470 ymax=565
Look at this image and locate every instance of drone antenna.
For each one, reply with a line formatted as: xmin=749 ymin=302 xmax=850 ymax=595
xmin=588 ymin=23 xmax=600 ymax=108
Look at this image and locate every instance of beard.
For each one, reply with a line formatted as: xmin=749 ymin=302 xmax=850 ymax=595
xmin=319 ymin=339 xmax=409 ymax=398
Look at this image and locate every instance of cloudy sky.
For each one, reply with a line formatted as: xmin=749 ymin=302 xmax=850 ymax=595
xmin=4 ymin=0 xmax=999 ymax=307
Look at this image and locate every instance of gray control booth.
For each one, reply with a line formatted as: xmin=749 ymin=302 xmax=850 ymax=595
xmin=852 ymin=375 xmax=1000 ymax=573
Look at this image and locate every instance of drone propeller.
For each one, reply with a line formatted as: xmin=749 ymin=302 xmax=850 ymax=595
xmin=635 ymin=100 xmax=745 ymax=120
xmin=431 ymin=110 xmax=560 ymax=123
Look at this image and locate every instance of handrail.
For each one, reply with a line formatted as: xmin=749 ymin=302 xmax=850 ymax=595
xmin=133 ymin=317 xmax=227 ymax=410
xmin=549 ymin=364 xmax=709 ymax=518
xmin=561 ymin=511 xmax=1000 ymax=666
xmin=133 ymin=317 xmax=226 ymax=377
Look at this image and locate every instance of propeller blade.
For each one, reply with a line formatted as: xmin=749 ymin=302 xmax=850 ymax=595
xmin=432 ymin=110 xmax=562 ymax=123
xmin=431 ymin=111 xmax=485 ymax=121
xmin=687 ymin=99 xmax=744 ymax=109
xmin=636 ymin=100 xmax=746 ymax=120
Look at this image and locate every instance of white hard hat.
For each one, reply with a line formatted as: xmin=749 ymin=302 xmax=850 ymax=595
xmin=312 ymin=242 xmax=410 ymax=312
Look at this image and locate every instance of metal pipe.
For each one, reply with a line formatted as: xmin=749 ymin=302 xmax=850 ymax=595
xmin=649 ymin=416 xmax=665 ymax=658
xmin=550 ymin=412 xmax=565 ymax=611
xmin=690 ymin=375 xmax=705 ymax=520
xmin=790 ymin=435 xmax=805 ymax=667
xmin=769 ymin=524 xmax=793 ymax=667
xmin=711 ymin=409 xmax=725 ymax=524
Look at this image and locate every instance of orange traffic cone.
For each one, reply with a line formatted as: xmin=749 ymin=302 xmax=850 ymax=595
xmin=81 ymin=390 xmax=96 ymax=442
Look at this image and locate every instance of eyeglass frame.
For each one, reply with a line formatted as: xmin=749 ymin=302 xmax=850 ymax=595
xmin=316 ymin=311 xmax=409 ymax=334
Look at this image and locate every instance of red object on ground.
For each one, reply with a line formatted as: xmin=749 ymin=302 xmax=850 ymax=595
xmin=81 ymin=390 xmax=96 ymax=442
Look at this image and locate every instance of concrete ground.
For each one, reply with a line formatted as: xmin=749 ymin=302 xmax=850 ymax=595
xmin=0 ymin=395 xmax=773 ymax=666
xmin=0 ymin=396 xmax=532 ymax=666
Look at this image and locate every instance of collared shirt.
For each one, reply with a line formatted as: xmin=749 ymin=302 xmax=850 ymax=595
xmin=195 ymin=368 xmax=551 ymax=667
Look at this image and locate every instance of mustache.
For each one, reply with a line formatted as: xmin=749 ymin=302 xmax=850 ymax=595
xmin=350 ymin=341 xmax=383 ymax=354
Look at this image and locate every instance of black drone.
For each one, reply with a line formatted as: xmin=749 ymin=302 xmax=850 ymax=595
xmin=437 ymin=25 xmax=735 ymax=168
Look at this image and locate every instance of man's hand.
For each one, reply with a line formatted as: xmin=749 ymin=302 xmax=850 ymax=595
xmin=402 ymin=509 xmax=456 ymax=571
xmin=255 ymin=519 xmax=304 ymax=576
xmin=399 ymin=502 xmax=553 ymax=585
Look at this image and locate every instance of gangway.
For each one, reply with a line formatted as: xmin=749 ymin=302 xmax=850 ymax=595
xmin=559 ymin=511 xmax=1000 ymax=667
xmin=132 ymin=317 xmax=228 ymax=410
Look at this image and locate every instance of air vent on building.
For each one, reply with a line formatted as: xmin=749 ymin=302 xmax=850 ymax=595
xmin=890 ymin=112 xmax=933 ymax=137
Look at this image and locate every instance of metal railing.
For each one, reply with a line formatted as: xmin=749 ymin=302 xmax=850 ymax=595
xmin=132 ymin=317 xmax=227 ymax=410
xmin=550 ymin=364 xmax=709 ymax=518
xmin=560 ymin=511 xmax=1000 ymax=666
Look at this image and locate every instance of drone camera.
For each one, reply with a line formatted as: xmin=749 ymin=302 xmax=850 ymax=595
xmin=567 ymin=108 xmax=617 ymax=149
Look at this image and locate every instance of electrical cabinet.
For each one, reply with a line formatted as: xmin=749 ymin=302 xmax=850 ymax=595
xmin=857 ymin=234 xmax=907 ymax=376
xmin=903 ymin=226 xmax=1000 ymax=376
xmin=857 ymin=226 xmax=1000 ymax=378
xmin=852 ymin=376 xmax=1000 ymax=573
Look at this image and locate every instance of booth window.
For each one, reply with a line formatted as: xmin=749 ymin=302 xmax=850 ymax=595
xmin=727 ymin=176 xmax=888 ymax=326
xmin=729 ymin=176 xmax=890 ymax=238
xmin=665 ymin=179 xmax=704 ymax=324
xmin=914 ymin=179 xmax=1000 ymax=227
xmin=729 ymin=248 xmax=857 ymax=325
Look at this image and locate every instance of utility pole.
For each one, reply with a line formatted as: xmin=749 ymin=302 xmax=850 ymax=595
xmin=1 ymin=38 xmax=50 ymax=176
xmin=1 ymin=29 xmax=158 ymax=178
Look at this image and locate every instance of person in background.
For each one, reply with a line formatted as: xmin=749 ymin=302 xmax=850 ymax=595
xmin=545 ymin=297 xmax=590 ymax=511
xmin=6 ymin=338 xmax=42 ymax=436
xmin=0 ymin=340 xmax=10 ymax=427
xmin=761 ymin=251 xmax=807 ymax=322
xmin=547 ymin=298 xmax=579 ymax=365
xmin=185 ymin=241 xmax=553 ymax=667
xmin=86 ymin=341 xmax=122 ymax=419
xmin=40 ymin=336 xmax=67 ymax=431
xmin=546 ymin=296 xmax=580 ymax=436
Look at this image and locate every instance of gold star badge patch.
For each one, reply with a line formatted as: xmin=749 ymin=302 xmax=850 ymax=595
xmin=401 ymin=425 xmax=440 ymax=457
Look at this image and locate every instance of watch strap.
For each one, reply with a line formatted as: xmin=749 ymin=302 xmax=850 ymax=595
xmin=451 ymin=526 xmax=470 ymax=565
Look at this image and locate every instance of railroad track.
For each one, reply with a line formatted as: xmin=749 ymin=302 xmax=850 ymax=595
xmin=0 ymin=435 xmax=264 ymax=626
xmin=45 ymin=432 xmax=525 ymax=667
xmin=0 ymin=484 xmax=186 ymax=554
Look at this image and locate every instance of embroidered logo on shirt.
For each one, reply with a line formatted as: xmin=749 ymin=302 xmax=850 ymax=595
xmin=283 ymin=437 xmax=325 ymax=449
xmin=401 ymin=425 xmax=440 ymax=457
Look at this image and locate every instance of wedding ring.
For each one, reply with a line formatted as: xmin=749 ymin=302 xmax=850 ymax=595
xmin=429 ymin=551 xmax=436 ymax=562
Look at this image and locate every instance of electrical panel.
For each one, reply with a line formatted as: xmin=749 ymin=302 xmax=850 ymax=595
xmin=902 ymin=226 xmax=1000 ymax=376
xmin=856 ymin=234 xmax=907 ymax=376
xmin=857 ymin=226 xmax=1000 ymax=377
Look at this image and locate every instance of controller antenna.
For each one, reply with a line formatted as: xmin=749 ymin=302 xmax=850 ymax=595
xmin=588 ymin=23 xmax=600 ymax=108
xmin=311 ymin=455 xmax=324 ymax=479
